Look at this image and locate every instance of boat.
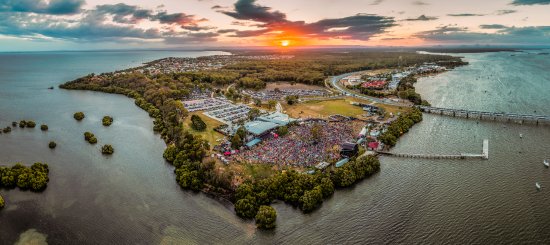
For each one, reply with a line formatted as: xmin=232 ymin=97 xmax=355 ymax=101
xmin=544 ymin=160 xmax=549 ymax=168
xmin=536 ymin=182 xmax=542 ymax=190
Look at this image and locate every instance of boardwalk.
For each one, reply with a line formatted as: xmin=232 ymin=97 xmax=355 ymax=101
xmin=378 ymin=140 xmax=489 ymax=160
xmin=418 ymin=106 xmax=550 ymax=125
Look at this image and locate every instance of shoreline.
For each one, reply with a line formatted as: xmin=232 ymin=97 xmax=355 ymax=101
xmin=57 ymin=51 xmax=466 ymax=228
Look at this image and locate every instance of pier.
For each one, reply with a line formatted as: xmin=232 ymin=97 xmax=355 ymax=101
xmin=418 ymin=106 xmax=550 ymax=125
xmin=378 ymin=139 xmax=489 ymax=160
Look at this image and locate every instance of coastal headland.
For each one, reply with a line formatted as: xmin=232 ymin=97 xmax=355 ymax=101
xmin=59 ymin=50 xmax=466 ymax=228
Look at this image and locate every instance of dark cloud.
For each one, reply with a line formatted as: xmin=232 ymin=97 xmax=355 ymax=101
xmin=416 ymin=25 xmax=550 ymax=44
xmin=0 ymin=3 xmax=216 ymax=44
xmin=95 ymin=3 xmax=205 ymax=27
xmin=217 ymin=28 xmax=239 ymax=34
xmin=220 ymin=0 xmax=395 ymax=41
xmin=447 ymin=13 xmax=485 ymax=17
xmin=220 ymin=0 xmax=287 ymax=23
xmin=511 ymin=0 xmax=550 ymax=5
xmin=404 ymin=15 xmax=438 ymax=21
xmin=479 ymin=24 xmax=508 ymax=29
xmin=495 ymin=10 xmax=517 ymax=15
xmin=411 ymin=1 xmax=430 ymax=5
xmin=0 ymin=0 xmax=84 ymax=15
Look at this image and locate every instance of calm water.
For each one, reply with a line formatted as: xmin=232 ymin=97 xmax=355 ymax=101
xmin=1 ymin=50 xmax=550 ymax=244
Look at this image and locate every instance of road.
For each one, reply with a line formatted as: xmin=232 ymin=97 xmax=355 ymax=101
xmin=328 ymin=71 xmax=409 ymax=107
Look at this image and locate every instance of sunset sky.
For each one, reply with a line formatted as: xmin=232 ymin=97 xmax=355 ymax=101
xmin=1 ymin=0 xmax=550 ymax=51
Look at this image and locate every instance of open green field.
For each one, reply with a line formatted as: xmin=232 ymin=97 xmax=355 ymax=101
xmin=283 ymin=99 xmax=365 ymax=119
xmin=283 ymin=97 xmax=411 ymax=119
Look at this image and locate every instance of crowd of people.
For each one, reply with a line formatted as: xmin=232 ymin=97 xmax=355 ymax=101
xmin=232 ymin=120 xmax=364 ymax=166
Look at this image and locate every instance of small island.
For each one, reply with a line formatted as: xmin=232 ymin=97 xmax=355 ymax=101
xmin=102 ymin=116 xmax=113 ymax=126
xmin=101 ymin=145 xmax=114 ymax=155
xmin=74 ymin=112 xmax=85 ymax=121
xmin=84 ymin=132 xmax=97 ymax=144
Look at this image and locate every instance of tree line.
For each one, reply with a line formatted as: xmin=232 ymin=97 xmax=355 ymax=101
xmin=379 ymin=108 xmax=423 ymax=147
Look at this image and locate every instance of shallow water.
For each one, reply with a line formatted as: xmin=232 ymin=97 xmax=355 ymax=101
xmin=1 ymin=50 xmax=550 ymax=244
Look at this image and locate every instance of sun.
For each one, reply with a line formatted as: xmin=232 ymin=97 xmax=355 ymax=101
xmin=281 ymin=40 xmax=290 ymax=47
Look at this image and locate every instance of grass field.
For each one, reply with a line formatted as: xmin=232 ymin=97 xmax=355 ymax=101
xmin=184 ymin=112 xmax=225 ymax=148
xmin=283 ymin=99 xmax=365 ymax=119
xmin=283 ymin=97 xmax=411 ymax=119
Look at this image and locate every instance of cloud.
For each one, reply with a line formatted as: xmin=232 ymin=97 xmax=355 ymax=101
xmin=447 ymin=13 xmax=485 ymax=17
xmin=411 ymin=1 xmax=430 ymax=5
xmin=0 ymin=3 xmax=216 ymax=44
xmin=479 ymin=24 xmax=508 ymax=29
xmin=0 ymin=0 xmax=84 ymax=15
xmin=511 ymin=0 xmax=550 ymax=5
xmin=220 ymin=0 xmax=287 ymax=23
xmin=370 ymin=0 xmax=385 ymax=5
xmin=495 ymin=10 xmax=517 ymax=15
xmin=219 ymin=0 xmax=395 ymax=41
xmin=404 ymin=15 xmax=438 ymax=21
xmin=415 ymin=25 xmax=550 ymax=44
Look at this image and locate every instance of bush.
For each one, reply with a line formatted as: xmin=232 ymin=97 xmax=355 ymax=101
xmin=255 ymin=205 xmax=277 ymax=229
xmin=235 ymin=197 xmax=259 ymax=219
xmin=190 ymin=115 xmax=206 ymax=131
xmin=19 ymin=120 xmax=27 ymax=128
xmin=2 ymin=127 xmax=11 ymax=133
xmin=41 ymin=125 xmax=48 ymax=131
xmin=102 ymin=116 xmax=113 ymax=126
xmin=48 ymin=141 xmax=57 ymax=149
xmin=101 ymin=145 xmax=114 ymax=154
xmin=26 ymin=121 xmax=36 ymax=128
xmin=0 ymin=194 xmax=4 ymax=208
xmin=277 ymin=126 xmax=289 ymax=136
xmin=11 ymin=122 xmax=17 ymax=127
xmin=74 ymin=112 xmax=85 ymax=121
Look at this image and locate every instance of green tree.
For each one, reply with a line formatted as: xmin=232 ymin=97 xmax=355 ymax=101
xmin=19 ymin=120 xmax=27 ymax=128
xmin=276 ymin=126 xmax=289 ymax=136
xmin=255 ymin=205 xmax=277 ymax=229
xmin=231 ymin=134 xmax=243 ymax=149
xmin=190 ymin=115 xmax=207 ymax=131
xmin=40 ymin=124 xmax=48 ymax=131
xmin=285 ymin=95 xmax=299 ymax=105
xmin=48 ymin=141 xmax=57 ymax=149
xmin=254 ymin=98 xmax=262 ymax=106
xmin=235 ymin=196 xmax=259 ymax=219
xmin=299 ymin=187 xmax=323 ymax=213
xmin=0 ymin=194 xmax=4 ymax=209
xmin=267 ymin=100 xmax=277 ymax=110
xmin=310 ymin=123 xmax=323 ymax=143
xmin=248 ymin=108 xmax=261 ymax=120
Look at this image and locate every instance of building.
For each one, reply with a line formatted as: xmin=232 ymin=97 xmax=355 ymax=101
xmin=257 ymin=112 xmax=296 ymax=126
xmin=340 ymin=142 xmax=359 ymax=158
xmin=244 ymin=120 xmax=280 ymax=137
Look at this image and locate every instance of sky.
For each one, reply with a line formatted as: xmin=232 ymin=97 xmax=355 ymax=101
xmin=0 ymin=0 xmax=549 ymax=51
